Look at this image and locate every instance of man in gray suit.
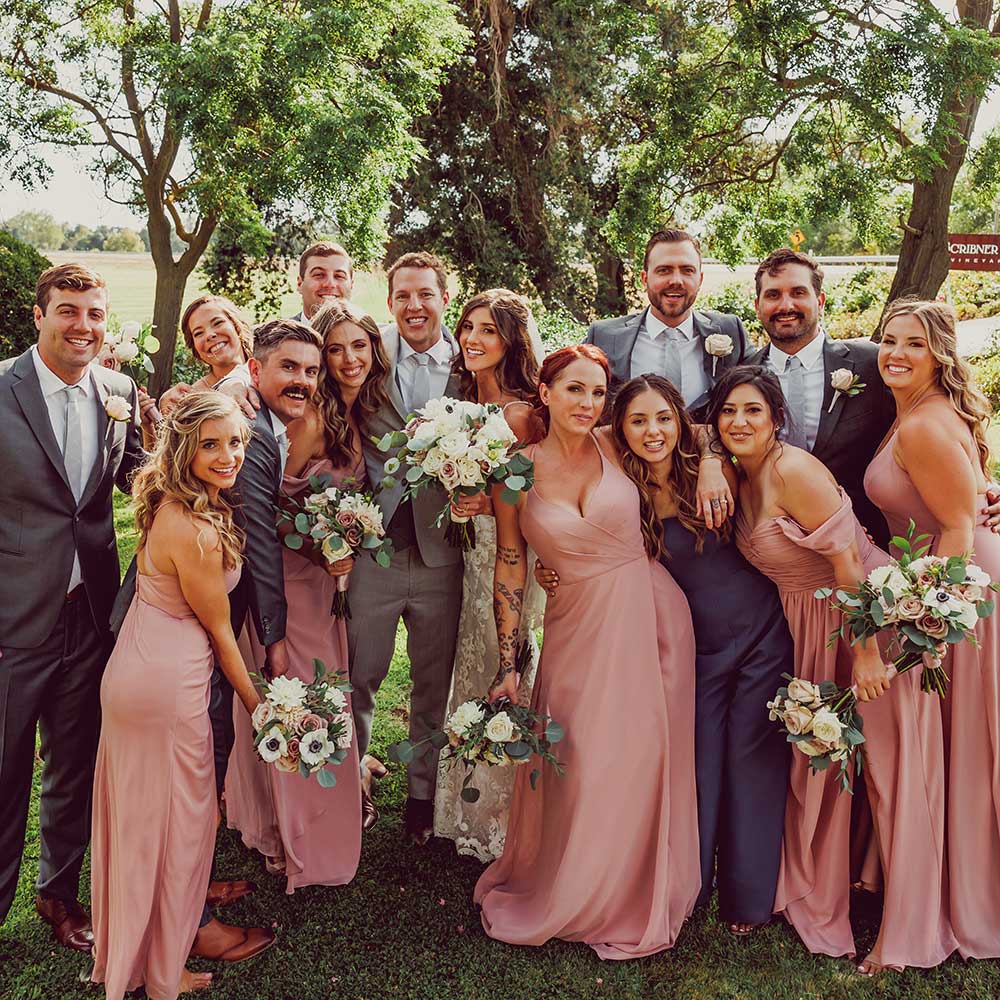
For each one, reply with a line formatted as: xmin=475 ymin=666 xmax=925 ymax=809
xmin=584 ymin=228 xmax=749 ymax=420
xmin=0 ymin=263 xmax=144 ymax=949
xmin=347 ymin=251 xmax=464 ymax=845
xmin=289 ymin=241 xmax=355 ymax=323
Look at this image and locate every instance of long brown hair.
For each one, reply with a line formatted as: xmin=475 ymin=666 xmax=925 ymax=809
xmin=310 ymin=299 xmax=391 ymax=467
xmin=131 ymin=393 xmax=248 ymax=570
xmin=611 ymin=375 xmax=719 ymax=558
xmin=452 ymin=289 xmax=540 ymax=402
xmin=180 ymin=294 xmax=253 ymax=365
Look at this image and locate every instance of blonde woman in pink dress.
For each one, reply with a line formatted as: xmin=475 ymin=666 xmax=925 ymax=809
xmin=225 ymin=299 xmax=390 ymax=890
xmin=476 ymin=345 xmax=700 ymax=959
xmin=711 ymin=365 xmax=953 ymax=973
xmin=90 ymin=393 xmax=263 ymax=999
xmin=865 ymin=299 xmax=1000 ymax=962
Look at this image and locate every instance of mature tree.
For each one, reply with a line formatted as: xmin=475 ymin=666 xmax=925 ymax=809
xmin=1 ymin=0 xmax=466 ymax=394
xmin=103 ymin=228 xmax=145 ymax=253
xmin=0 ymin=228 xmax=51 ymax=356
xmin=3 ymin=209 xmax=64 ymax=250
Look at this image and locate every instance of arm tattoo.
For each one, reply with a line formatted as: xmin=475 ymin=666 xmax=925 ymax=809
xmin=493 ymin=584 xmax=524 ymax=680
xmin=497 ymin=544 xmax=522 ymax=567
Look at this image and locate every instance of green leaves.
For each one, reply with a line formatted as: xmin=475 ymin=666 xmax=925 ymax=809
xmin=388 ymin=740 xmax=415 ymax=765
xmin=316 ymin=767 xmax=338 ymax=789
xmin=283 ymin=533 xmax=304 ymax=550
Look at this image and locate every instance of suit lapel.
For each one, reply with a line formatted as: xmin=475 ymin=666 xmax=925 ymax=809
xmin=380 ymin=324 xmax=409 ymax=422
xmin=812 ymin=338 xmax=853 ymax=456
xmin=79 ymin=371 xmax=115 ymax=508
xmin=615 ymin=311 xmax=644 ymax=379
xmin=693 ymin=311 xmax=720 ymax=384
xmin=10 ymin=351 xmax=75 ymax=497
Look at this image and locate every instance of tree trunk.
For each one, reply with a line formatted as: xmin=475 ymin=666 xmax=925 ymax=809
xmin=593 ymin=244 xmax=628 ymax=316
xmin=148 ymin=264 xmax=190 ymax=398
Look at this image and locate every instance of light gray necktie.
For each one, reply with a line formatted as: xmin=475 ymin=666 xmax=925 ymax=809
xmin=661 ymin=328 xmax=683 ymax=397
xmin=781 ymin=355 xmax=808 ymax=449
xmin=62 ymin=384 xmax=85 ymax=500
xmin=409 ymin=353 xmax=433 ymax=413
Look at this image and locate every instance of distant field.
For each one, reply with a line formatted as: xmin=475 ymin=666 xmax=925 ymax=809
xmin=46 ymin=251 xmax=393 ymax=325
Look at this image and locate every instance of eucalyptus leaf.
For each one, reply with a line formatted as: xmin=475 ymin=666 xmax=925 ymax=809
xmin=316 ymin=767 xmax=337 ymax=788
xmin=294 ymin=512 xmax=311 ymax=533
xmin=388 ymin=740 xmax=414 ymax=764
xmin=429 ymin=730 xmax=450 ymax=750
xmin=460 ymin=786 xmax=481 ymax=803
xmin=405 ymin=466 xmax=424 ymax=483
xmin=505 ymin=740 xmax=531 ymax=759
xmin=504 ymin=475 xmax=526 ymax=491
xmin=529 ymin=768 xmax=541 ymax=790
xmin=376 ymin=550 xmax=391 ymax=568
xmin=545 ymin=721 xmax=564 ymax=744
xmin=283 ymin=533 xmax=304 ymax=550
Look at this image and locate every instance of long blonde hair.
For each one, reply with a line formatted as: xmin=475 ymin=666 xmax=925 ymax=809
xmin=132 ymin=392 xmax=249 ymax=569
xmin=310 ymin=299 xmax=390 ymax=467
xmin=880 ymin=298 xmax=992 ymax=474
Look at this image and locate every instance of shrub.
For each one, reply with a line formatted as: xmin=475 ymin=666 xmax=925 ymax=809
xmin=971 ymin=354 xmax=1000 ymax=409
xmin=0 ymin=229 xmax=51 ymax=358
xmin=700 ymin=282 xmax=763 ymax=344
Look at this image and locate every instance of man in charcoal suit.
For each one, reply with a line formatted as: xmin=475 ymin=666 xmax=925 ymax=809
xmin=0 ymin=264 xmax=144 ymax=949
xmin=584 ymin=228 xmax=749 ymax=420
xmin=347 ymin=251 xmax=464 ymax=845
xmin=289 ymin=241 xmax=355 ymax=323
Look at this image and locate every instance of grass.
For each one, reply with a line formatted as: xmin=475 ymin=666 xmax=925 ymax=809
xmin=2 ymin=498 xmax=999 ymax=999
xmin=45 ymin=251 xmax=393 ymax=325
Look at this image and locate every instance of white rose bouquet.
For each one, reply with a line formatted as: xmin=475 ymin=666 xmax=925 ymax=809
xmin=816 ymin=520 xmax=998 ymax=697
xmin=101 ymin=318 xmax=160 ymax=379
xmin=376 ymin=396 xmax=534 ymax=550
xmin=252 ymin=658 xmax=353 ymax=786
xmin=388 ymin=647 xmax=563 ymax=800
xmin=277 ymin=473 xmax=393 ymax=619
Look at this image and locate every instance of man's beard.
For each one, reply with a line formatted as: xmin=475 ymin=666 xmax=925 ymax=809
xmin=650 ymin=287 xmax=698 ymax=319
xmin=764 ymin=311 xmax=819 ymax=343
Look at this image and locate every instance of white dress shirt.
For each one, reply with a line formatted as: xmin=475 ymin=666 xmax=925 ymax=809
xmin=395 ymin=334 xmax=455 ymax=412
xmin=32 ymin=346 xmax=100 ymax=591
xmin=766 ymin=333 xmax=826 ymax=452
xmin=629 ymin=311 xmax=710 ymax=407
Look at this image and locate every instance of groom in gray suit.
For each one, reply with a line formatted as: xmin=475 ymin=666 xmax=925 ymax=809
xmin=0 ymin=263 xmax=144 ymax=948
xmin=347 ymin=251 xmax=464 ymax=845
xmin=584 ymin=228 xmax=748 ymax=420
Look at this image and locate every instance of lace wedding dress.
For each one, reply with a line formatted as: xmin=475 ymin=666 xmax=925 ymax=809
xmin=432 ymin=514 xmax=545 ymax=861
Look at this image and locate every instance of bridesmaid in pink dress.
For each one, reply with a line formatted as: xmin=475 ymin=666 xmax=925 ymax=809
xmin=711 ymin=365 xmax=952 ymax=972
xmin=865 ymin=298 xmax=1000 ymax=962
xmin=476 ymin=345 xmax=700 ymax=959
xmin=225 ymin=298 xmax=390 ymax=891
xmin=90 ymin=394 xmax=262 ymax=999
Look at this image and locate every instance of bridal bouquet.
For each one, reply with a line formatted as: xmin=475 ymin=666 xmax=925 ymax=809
xmin=768 ymin=674 xmax=869 ymax=793
xmin=104 ymin=318 xmax=160 ymax=377
xmin=252 ymin=658 xmax=353 ymax=787
xmin=278 ymin=474 xmax=393 ymax=619
xmin=376 ymin=397 xmax=534 ymax=549
xmin=816 ymin=521 xmax=998 ymax=696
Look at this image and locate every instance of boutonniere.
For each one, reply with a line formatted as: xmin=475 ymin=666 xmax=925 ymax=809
xmin=104 ymin=395 xmax=132 ymax=422
xmin=828 ymin=369 xmax=865 ymax=412
xmin=704 ymin=333 xmax=734 ymax=377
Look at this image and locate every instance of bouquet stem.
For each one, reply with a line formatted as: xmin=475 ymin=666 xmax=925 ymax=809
xmin=446 ymin=514 xmax=476 ymax=550
xmin=331 ymin=572 xmax=351 ymax=620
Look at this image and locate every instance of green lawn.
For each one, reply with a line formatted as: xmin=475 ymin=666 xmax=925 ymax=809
xmin=1 ymin=497 xmax=999 ymax=999
xmin=45 ymin=251 xmax=393 ymax=326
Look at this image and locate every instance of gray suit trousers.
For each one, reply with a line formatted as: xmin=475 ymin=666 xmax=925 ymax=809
xmin=347 ymin=546 xmax=463 ymax=801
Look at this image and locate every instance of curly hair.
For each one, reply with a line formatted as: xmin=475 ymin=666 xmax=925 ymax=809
xmin=452 ymin=289 xmax=539 ymax=403
xmin=880 ymin=298 xmax=992 ymax=474
xmin=611 ymin=375 xmax=721 ymax=558
xmin=310 ymin=299 xmax=391 ymax=467
xmin=180 ymin=295 xmax=254 ymax=367
xmin=131 ymin=392 xmax=249 ymax=570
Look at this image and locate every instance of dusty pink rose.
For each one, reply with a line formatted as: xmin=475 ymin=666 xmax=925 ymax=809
xmin=917 ymin=611 xmax=949 ymax=639
xmin=783 ymin=703 xmax=814 ymax=735
xmin=274 ymin=754 xmax=299 ymax=773
xmin=300 ymin=713 xmax=325 ymax=733
xmin=251 ymin=701 xmax=276 ymax=731
xmin=335 ymin=509 xmax=358 ymax=528
xmin=286 ymin=736 xmax=301 ymax=761
xmin=917 ymin=571 xmax=937 ymax=589
xmin=439 ymin=460 xmax=460 ymax=491
xmin=958 ymin=583 xmax=982 ymax=602
xmin=345 ymin=526 xmax=364 ymax=548
xmin=895 ymin=595 xmax=924 ymax=620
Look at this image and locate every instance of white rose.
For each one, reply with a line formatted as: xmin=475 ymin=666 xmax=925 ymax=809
xmin=786 ymin=677 xmax=823 ymax=708
xmin=447 ymin=700 xmax=486 ymax=737
xmin=257 ymin=727 xmax=287 ymax=763
xmin=119 ymin=320 xmax=142 ymax=342
xmin=796 ymin=739 xmax=830 ymax=758
xmin=782 ymin=703 xmax=815 ymax=735
xmin=704 ymin=333 xmax=734 ymax=358
xmin=484 ymin=711 xmax=515 ymax=743
xmin=251 ymin=701 xmax=275 ymax=732
xmin=324 ymin=686 xmax=348 ymax=711
xmin=953 ymin=600 xmax=979 ymax=630
xmin=421 ymin=447 xmax=445 ymax=476
xmin=266 ymin=675 xmax=309 ymax=712
xmin=455 ymin=456 xmax=484 ymax=487
xmin=438 ymin=431 xmax=471 ymax=458
xmin=321 ymin=533 xmax=353 ymax=562
xmin=335 ymin=712 xmax=354 ymax=750
xmin=810 ymin=708 xmax=844 ymax=745
xmin=112 ymin=340 xmax=139 ymax=364
xmin=867 ymin=564 xmax=908 ymax=598
xmin=299 ymin=729 xmax=333 ymax=766
xmin=829 ymin=368 xmax=854 ymax=392
xmin=104 ymin=395 xmax=132 ymax=422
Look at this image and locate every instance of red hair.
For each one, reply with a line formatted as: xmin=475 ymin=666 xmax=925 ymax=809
xmin=529 ymin=344 xmax=611 ymax=438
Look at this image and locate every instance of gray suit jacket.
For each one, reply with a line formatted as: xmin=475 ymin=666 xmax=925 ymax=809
xmin=0 ymin=349 xmax=145 ymax=647
xmin=366 ymin=324 xmax=463 ymax=569
xmin=748 ymin=336 xmax=895 ymax=547
xmin=584 ymin=307 xmax=748 ymax=419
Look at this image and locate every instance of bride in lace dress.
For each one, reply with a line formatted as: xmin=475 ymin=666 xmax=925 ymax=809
xmin=433 ymin=289 xmax=547 ymax=861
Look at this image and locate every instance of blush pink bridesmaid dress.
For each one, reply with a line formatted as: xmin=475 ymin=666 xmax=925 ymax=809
xmin=225 ymin=456 xmax=362 ymax=892
xmin=736 ymin=487 xmax=953 ymax=967
xmin=866 ymin=431 xmax=1000 ymax=960
xmin=90 ymin=546 xmax=240 ymax=1000
xmin=474 ymin=438 xmax=700 ymax=959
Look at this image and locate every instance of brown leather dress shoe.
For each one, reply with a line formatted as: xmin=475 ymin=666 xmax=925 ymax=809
xmin=35 ymin=895 xmax=94 ymax=953
xmin=403 ymin=796 xmax=434 ymax=846
xmin=361 ymin=788 xmax=380 ymax=832
xmin=189 ymin=919 xmax=275 ymax=963
xmin=205 ymin=880 xmax=256 ymax=908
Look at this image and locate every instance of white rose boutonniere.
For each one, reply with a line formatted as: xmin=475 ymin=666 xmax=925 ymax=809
xmin=704 ymin=333 xmax=734 ymax=377
xmin=828 ymin=368 xmax=865 ymax=412
xmin=104 ymin=395 xmax=132 ymax=422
